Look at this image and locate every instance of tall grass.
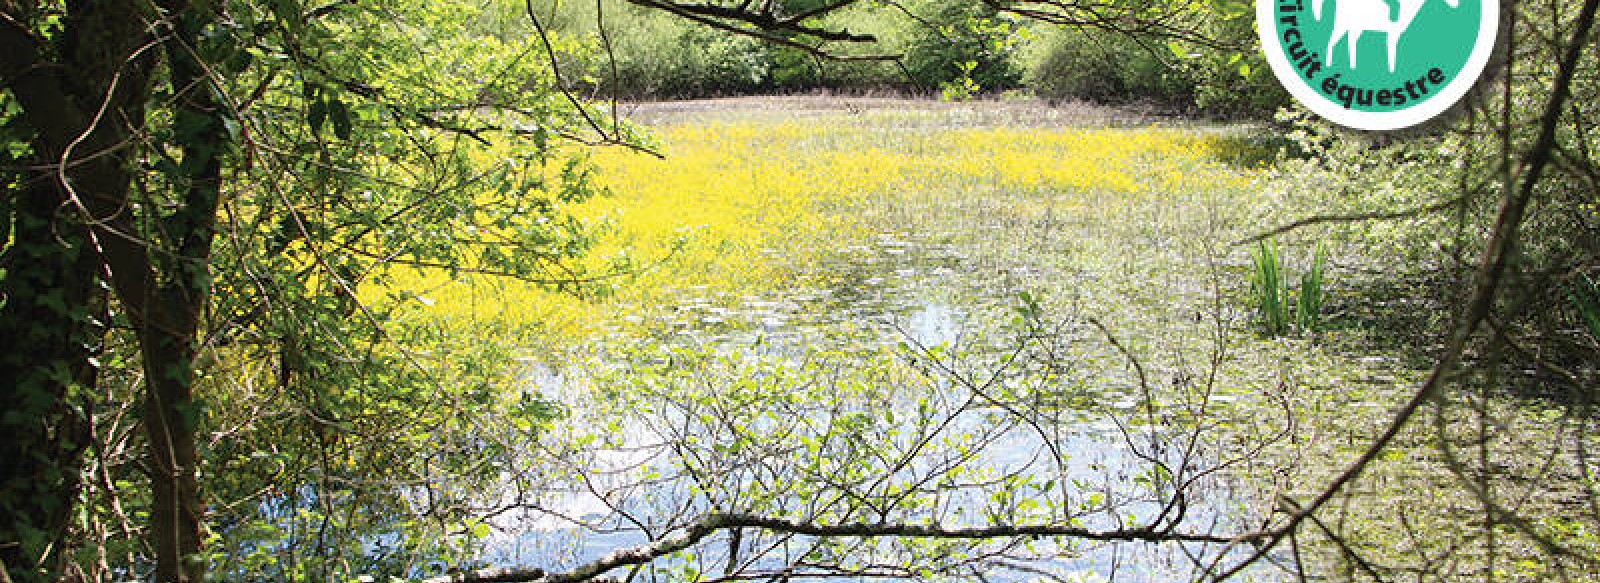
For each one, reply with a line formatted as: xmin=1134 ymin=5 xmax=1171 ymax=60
xmin=1250 ymin=239 xmax=1290 ymax=336
xmin=1297 ymin=242 xmax=1326 ymax=333
xmin=1251 ymin=239 xmax=1327 ymax=336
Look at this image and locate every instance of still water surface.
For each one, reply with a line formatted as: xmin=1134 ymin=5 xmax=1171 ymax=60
xmin=476 ymin=231 xmax=1286 ymax=582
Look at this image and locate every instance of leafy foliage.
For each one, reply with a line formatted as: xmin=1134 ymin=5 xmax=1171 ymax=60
xmin=175 ymin=0 xmax=625 ymax=574
xmin=1025 ymin=28 xmax=1193 ymax=105
xmin=1 ymin=0 xmax=633 ymax=578
xmin=1572 ymin=273 xmax=1600 ymax=341
xmin=900 ymin=0 xmax=1025 ymax=92
xmin=4 ymin=0 xmax=1600 ymax=580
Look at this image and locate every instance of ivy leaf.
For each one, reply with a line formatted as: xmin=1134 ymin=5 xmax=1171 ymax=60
xmin=174 ymin=397 xmax=208 ymax=431
xmin=308 ymin=97 xmax=327 ymax=135
xmin=329 ymin=97 xmax=352 ymax=140
xmin=226 ymin=48 xmax=254 ymax=74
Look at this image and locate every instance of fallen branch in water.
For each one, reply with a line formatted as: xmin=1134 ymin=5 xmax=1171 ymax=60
xmin=421 ymin=512 xmax=1273 ymax=583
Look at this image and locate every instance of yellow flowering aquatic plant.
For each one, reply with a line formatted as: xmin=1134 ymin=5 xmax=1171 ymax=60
xmin=374 ymin=107 xmax=1260 ymax=347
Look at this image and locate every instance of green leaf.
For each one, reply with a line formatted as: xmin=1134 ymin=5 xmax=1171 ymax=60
xmin=173 ymin=108 xmax=214 ymax=144
xmin=329 ymin=98 xmax=352 ymax=140
xmin=308 ymin=97 xmax=327 ymax=135
xmin=1167 ymin=40 xmax=1187 ymax=60
xmin=226 ymin=48 xmax=254 ymax=73
xmin=174 ymin=397 xmax=208 ymax=431
xmin=221 ymin=116 xmax=242 ymax=143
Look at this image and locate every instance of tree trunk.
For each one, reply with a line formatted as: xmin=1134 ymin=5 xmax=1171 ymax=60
xmin=0 ymin=181 xmax=107 ymax=581
xmin=123 ymin=7 xmax=228 ymax=580
xmin=137 ymin=303 xmax=207 ymax=583
xmin=0 ymin=0 xmax=157 ymax=580
xmin=1 ymin=0 xmax=225 ymax=575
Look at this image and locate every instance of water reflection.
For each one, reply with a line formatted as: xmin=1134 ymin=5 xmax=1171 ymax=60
xmin=480 ymin=232 xmax=1285 ymax=582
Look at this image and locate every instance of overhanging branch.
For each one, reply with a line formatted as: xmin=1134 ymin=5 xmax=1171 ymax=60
xmin=422 ymin=512 xmax=1272 ymax=583
xmin=615 ymin=0 xmax=898 ymax=62
xmin=622 ymin=0 xmax=873 ymax=43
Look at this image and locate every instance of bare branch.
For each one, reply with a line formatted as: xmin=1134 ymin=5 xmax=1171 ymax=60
xmin=424 ymin=513 xmax=1271 ymax=583
xmin=623 ymin=0 xmax=872 ymax=43
xmin=615 ymin=0 xmax=899 ymax=62
xmin=1232 ymin=195 xmax=1468 ymax=246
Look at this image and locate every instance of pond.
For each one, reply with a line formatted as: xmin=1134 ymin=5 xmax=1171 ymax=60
xmin=478 ymin=214 xmax=1293 ymax=582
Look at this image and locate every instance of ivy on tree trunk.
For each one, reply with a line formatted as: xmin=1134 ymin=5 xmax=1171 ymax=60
xmin=0 ymin=0 xmax=224 ymax=580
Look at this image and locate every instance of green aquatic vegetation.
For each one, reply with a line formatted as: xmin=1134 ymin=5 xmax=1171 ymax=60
xmin=1297 ymin=242 xmax=1327 ymax=333
xmin=1250 ymin=238 xmax=1291 ymax=336
xmin=1250 ymin=239 xmax=1328 ymax=336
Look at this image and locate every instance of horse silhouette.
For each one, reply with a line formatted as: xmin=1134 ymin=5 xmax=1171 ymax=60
xmin=1313 ymin=0 xmax=1461 ymax=72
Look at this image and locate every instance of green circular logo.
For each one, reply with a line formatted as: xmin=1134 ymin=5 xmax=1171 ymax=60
xmin=1257 ymin=0 xmax=1499 ymax=130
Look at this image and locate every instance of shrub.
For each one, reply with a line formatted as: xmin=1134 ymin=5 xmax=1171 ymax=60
xmin=556 ymin=0 xmax=907 ymax=98
xmin=1572 ymin=273 xmax=1600 ymax=341
xmin=1180 ymin=5 xmax=1290 ymax=118
xmin=899 ymin=0 xmax=1024 ymax=93
xmin=1025 ymin=28 xmax=1196 ymax=105
xmin=606 ymin=16 xmax=773 ymax=97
